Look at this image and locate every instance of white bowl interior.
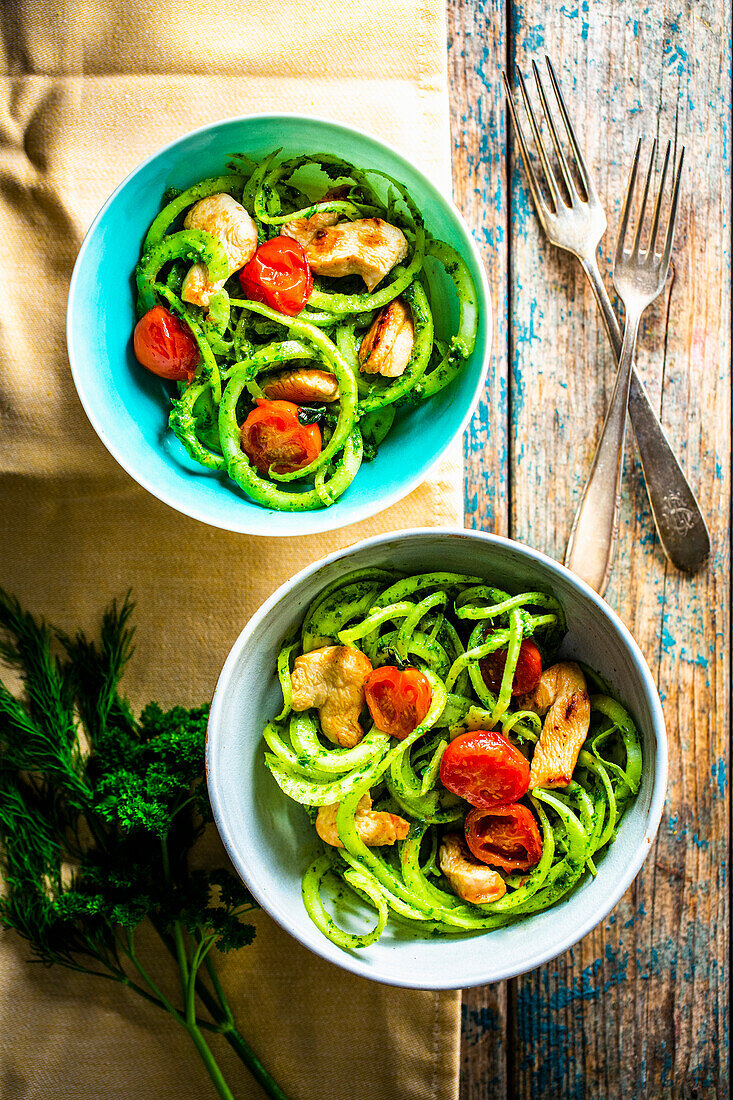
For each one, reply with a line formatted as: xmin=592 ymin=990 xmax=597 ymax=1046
xmin=207 ymin=530 xmax=666 ymax=988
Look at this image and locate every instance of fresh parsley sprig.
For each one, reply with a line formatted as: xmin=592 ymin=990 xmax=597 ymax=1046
xmin=0 ymin=590 xmax=290 ymax=1100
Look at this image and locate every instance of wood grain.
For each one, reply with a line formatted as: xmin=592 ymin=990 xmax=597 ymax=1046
xmin=451 ymin=0 xmax=510 ymax=540
xmin=451 ymin=1 xmax=731 ymax=1097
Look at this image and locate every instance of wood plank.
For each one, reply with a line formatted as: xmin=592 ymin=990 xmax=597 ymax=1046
xmin=451 ymin=0 xmax=510 ymax=540
xmin=448 ymin=0 xmax=510 ymax=1096
xmin=505 ymin=2 xmax=731 ymax=1098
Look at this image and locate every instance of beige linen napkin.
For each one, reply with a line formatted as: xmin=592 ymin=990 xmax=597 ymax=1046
xmin=0 ymin=3 xmax=464 ymax=1097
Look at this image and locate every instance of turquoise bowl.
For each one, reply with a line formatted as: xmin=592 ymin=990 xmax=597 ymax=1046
xmin=67 ymin=115 xmax=492 ymax=535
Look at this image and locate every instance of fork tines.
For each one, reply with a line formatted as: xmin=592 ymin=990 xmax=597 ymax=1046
xmin=502 ymin=56 xmax=596 ymax=216
xmin=616 ymin=138 xmax=684 ymax=271
xmin=504 ymin=55 xmax=685 ymax=264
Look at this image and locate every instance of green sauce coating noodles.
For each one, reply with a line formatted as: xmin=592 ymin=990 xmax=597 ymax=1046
xmin=133 ymin=152 xmax=479 ymax=510
xmin=262 ymin=569 xmax=644 ymax=949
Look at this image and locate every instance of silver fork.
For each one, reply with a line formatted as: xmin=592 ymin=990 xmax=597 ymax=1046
xmin=503 ymin=58 xmax=710 ymax=582
xmin=565 ymin=140 xmax=684 ymax=594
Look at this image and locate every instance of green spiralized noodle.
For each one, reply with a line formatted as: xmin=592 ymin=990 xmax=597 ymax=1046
xmin=372 ymin=629 xmax=452 ymax=679
xmin=153 ymin=282 xmax=224 ymax=404
xmin=420 ymin=738 xmax=448 ymax=795
xmin=226 ymin=299 xmax=359 ymax=481
xmin=413 ymin=240 xmax=479 ymax=400
xmin=423 ymin=240 xmax=477 ymax=358
xmin=491 ymin=607 xmax=523 ymax=725
xmin=136 ymin=229 xmax=229 ymax=314
xmin=337 ymin=602 xmax=415 ymax=646
xmin=288 ymin=713 xmax=390 ymax=774
xmin=133 ymin=151 xmax=480 ymax=509
xmin=266 ymin=737 xmax=391 ymax=806
xmin=300 ymin=568 xmax=397 ymax=650
xmin=501 ymin=709 xmax=542 ymax=741
xmin=395 ymin=591 xmax=447 ymax=660
xmin=261 ymin=568 xmax=644 ymax=949
xmin=143 ymin=175 xmax=246 ymax=251
xmin=335 ymin=325 xmax=371 ymax=398
xmin=263 ymin=721 xmax=335 ymax=781
xmin=274 ymin=637 xmax=299 ymax=721
xmin=454 ymin=588 xmax=562 ymax=620
xmin=302 ymin=855 xmax=389 ymax=950
xmin=169 ymin=381 xmax=226 ymax=470
xmin=445 ymin=631 xmax=511 ymax=692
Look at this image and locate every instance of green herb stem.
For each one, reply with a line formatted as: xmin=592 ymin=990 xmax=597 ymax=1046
xmin=0 ymin=589 xmax=292 ymax=1100
xmin=155 ymin=925 xmax=292 ymax=1100
xmin=184 ymin=1022 xmax=237 ymax=1100
xmin=203 ymin=955 xmax=234 ymax=1026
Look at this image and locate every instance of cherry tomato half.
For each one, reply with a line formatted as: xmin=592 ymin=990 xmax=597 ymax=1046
xmin=465 ymin=804 xmax=543 ymax=872
xmin=439 ymin=729 xmax=530 ymax=808
xmin=480 ymin=639 xmax=542 ymax=697
xmin=133 ymin=305 xmax=199 ymax=381
xmin=364 ymin=666 xmax=432 ymax=740
xmin=240 ymin=399 xmax=321 ymax=476
xmin=239 ymin=236 xmax=313 ymax=316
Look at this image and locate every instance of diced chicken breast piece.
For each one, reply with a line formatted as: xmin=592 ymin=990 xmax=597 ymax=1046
xmin=181 ymin=193 xmax=257 ymax=308
xmin=358 ymin=297 xmax=415 ymax=377
xmin=291 ymin=645 xmax=373 ymax=748
xmin=315 ymin=794 xmax=409 ymax=848
xmin=261 ymin=367 xmax=339 ymax=403
xmin=304 ymin=218 xmax=409 ymax=292
xmin=281 ymin=186 xmax=352 ymax=247
xmin=282 ymin=211 xmax=340 ymax=248
xmin=520 ymin=662 xmax=591 ymax=789
xmin=439 ymin=834 xmax=507 ymax=905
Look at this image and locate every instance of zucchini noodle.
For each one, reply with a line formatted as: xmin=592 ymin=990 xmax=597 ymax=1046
xmin=262 ymin=569 xmax=644 ymax=949
xmin=133 ymin=152 xmax=479 ymax=511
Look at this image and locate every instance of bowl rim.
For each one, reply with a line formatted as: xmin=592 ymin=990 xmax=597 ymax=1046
xmin=66 ymin=112 xmax=493 ymax=536
xmin=206 ymin=526 xmax=668 ymax=989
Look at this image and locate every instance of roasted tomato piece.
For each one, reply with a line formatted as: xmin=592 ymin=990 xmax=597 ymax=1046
xmin=133 ymin=305 xmax=199 ymax=381
xmin=364 ymin=665 xmax=432 ymax=739
xmin=464 ymin=804 xmax=543 ymax=872
xmin=439 ymin=729 xmax=530 ymax=808
xmin=240 ymin=399 xmax=321 ymax=476
xmin=480 ymin=639 xmax=542 ymax=697
xmin=238 ymin=236 xmax=313 ymax=315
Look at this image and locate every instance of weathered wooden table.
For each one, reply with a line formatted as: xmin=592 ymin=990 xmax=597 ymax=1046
xmin=449 ymin=3 xmax=731 ymax=1096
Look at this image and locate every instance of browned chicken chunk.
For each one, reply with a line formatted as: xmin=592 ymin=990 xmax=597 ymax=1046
xmin=520 ymin=662 xmax=591 ymax=789
xmin=303 ymin=218 xmax=409 ymax=292
xmin=358 ymin=297 xmax=415 ymax=377
xmin=181 ymin=193 xmax=257 ymax=308
xmin=315 ymin=794 xmax=410 ymax=848
xmin=439 ymin=834 xmax=507 ymax=905
xmin=261 ymin=367 xmax=339 ymax=403
xmin=282 ymin=210 xmax=339 ymax=248
xmin=291 ymin=645 xmax=373 ymax=748
xmin=281 ymin=186 xmax=352 ymax=247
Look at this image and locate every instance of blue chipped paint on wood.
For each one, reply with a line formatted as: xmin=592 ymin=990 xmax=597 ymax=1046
xmin=711 ymin=758 xmax=727 ymax=801
xmin=450 ymin=2 xmax=513 ymax=1093
xmin=454 ymin=0 xmax=731 ymax=1098
xmin=450 ymin=0 xmax=510 ymax=538
xmin=461 ymin=1002 xmax=502 ymax=1043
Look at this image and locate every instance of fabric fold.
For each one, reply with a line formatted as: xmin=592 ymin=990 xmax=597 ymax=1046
xmin=0 ymin=2 xmax=463 ymax=1097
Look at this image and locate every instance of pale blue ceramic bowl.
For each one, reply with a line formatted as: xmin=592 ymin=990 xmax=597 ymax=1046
xmin=207 ymin=529 xmax=668 ymax=989
xmin=66 ymin=115 xmax=492 ymax=535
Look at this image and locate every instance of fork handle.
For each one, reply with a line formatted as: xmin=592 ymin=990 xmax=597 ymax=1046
xmin=580 ymin=254 xmax=710 ymax=573
xmin=565 ymin=310 xmax=641 ymax=594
